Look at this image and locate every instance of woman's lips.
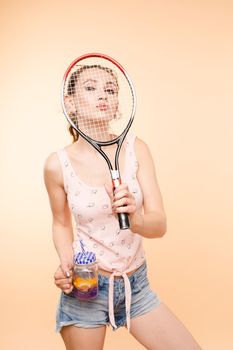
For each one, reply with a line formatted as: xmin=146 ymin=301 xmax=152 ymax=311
xmin=96 ymin=104 xmax=108 ymax=111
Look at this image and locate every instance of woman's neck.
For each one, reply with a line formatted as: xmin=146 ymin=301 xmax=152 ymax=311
xmin=71 ymin=137 xmax=117 ymax=157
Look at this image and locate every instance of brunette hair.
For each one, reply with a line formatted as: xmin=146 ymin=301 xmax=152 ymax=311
xmin=68 ymin=124 xmax=79 ymax=142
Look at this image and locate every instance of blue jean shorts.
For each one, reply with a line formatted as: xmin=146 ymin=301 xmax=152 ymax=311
xmin=56 ymin=262 xmax=161 ymax=332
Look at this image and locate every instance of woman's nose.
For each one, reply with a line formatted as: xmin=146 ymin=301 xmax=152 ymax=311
xmin=98 ymin=89 xmax=108 ymax=100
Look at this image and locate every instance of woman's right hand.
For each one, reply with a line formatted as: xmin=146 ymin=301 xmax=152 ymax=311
xmin=54 ymin=264 xmax=74 ymax=294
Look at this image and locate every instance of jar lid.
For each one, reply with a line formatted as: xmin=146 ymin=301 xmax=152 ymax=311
xmin=74 ymin=251 xmax=97 ymax=265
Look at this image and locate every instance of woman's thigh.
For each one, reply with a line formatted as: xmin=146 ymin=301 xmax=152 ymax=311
xmin=61 ymin=325 xmax=107 ymax=350
xmin=130 ymin=302 xmax=202 ymax=350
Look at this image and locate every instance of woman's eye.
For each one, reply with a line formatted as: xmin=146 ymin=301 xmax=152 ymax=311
xmin=85 ymin=86 xmax=96 ymax=91
xmin=105 ymin=89 xmax=116 ymax=95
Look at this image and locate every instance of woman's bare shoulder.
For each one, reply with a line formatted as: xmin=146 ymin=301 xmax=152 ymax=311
xmin=44 ymin=152 xmax=61 ymax=174
xmin=134 ymin=136 xmax=152 ymax=159
xmin=43 ymin=152 xmax=65 ymax=187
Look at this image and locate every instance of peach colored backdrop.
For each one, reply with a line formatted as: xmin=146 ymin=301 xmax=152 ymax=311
xmin=1 ymin=1 xmax=232 ymax=349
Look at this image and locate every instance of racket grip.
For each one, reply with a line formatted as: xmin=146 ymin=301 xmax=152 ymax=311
xmin=111 ymin=174 xmax=131 ymax=230
xmin=118 ymin=213 xmax=130 ymax=230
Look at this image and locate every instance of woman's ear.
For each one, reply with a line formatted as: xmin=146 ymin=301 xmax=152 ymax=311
xmin=64 ymin=95 xmax=76 ymax=116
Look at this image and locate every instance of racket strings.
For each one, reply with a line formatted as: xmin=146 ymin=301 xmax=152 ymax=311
xmin=63 ymin=57 xmax=134 ymax=143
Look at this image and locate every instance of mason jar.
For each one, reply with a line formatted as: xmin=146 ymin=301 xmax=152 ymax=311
xmin=71 ymin=251 xmax=98 ymax=300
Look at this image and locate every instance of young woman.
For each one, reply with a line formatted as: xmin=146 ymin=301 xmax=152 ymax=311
xmin=44 ymin=64 xmax=202 ymax=350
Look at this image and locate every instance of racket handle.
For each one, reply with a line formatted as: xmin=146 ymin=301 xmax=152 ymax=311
xmin=118 ymin=213 xmax=130 ymax=230
xmin=111 ymin=174 xmax=131 ymax=230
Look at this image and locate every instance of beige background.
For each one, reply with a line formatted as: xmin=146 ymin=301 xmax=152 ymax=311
xmin=0 ymin=0 xmax=232 ymax=349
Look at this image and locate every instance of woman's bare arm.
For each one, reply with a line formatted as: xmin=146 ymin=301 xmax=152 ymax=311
xmin=44 ymin=152 xmax=74 ymax=271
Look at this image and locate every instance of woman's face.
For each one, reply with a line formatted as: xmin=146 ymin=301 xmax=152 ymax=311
xmin=73 ymin=67 xmax=119 ymax=124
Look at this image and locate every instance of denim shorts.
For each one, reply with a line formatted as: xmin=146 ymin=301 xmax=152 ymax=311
xmin=56 ymin=262 xmax=161 ymax=332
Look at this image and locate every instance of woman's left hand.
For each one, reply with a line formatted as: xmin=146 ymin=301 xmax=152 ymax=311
xmin=105 ymin=183 xmax=144 ymax=233
xmin=114 ymin=183 xmax=137 ymax=214
xmin=105 ymin=183 xmax=142 ymax=231
xmin=105 ymin=183 xmax=136 ymax=214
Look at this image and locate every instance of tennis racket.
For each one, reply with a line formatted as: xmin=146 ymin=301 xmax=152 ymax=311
xmin=61 ymin=53 xmax=136 ymax=230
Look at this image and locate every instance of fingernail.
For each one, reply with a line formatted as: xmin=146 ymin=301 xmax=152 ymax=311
xmin=66 ymin=271 xmax=70 ymax=278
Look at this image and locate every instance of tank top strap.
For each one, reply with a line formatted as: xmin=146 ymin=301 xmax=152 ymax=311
xmin=124 ymin=134 xmax=138 ymax=178
xmin=126 ymin=133 xmax=136 ymax=148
